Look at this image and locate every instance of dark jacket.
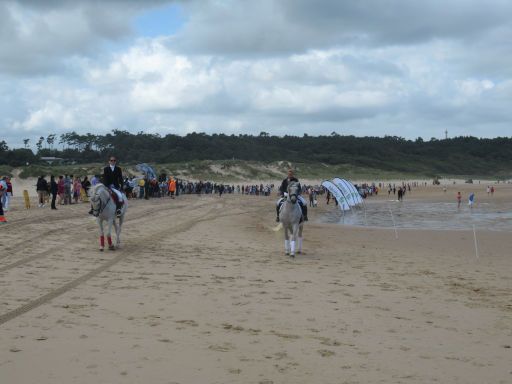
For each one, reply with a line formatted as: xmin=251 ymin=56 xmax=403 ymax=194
xmin=50 ymin=180 xmax=58 ymax=194
xmin=279 ymin=176 xmax=299 ymax=196
xmin=82 ymin=178 xmax=91 ymax=192
xmin=36 ymin=177 xmax=48 ymax=192
xmin=103 ymin=165 xmax=123 ymax=190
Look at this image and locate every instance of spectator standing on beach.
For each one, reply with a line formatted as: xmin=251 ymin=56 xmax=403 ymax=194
xmin=82 ymin=176 xmax=91 ymax=196
xmin=138 ymin=177 xmax=145 ymax=199
xmin=397 ymin=187 xmax=403 ymax=201
xmin=91 ymin=175 xmax=100 ymax=186
xmin=50 ymin=175 xmax=58 ymax=210
xmin=64 ymin=175 xmax=72 ymax=204
xmin=168 ymin=177 xmax=176 ymax=199
xmin=36 ymin=176 xmax=48 ymax=207
xmin=0 ymin=178 xmax=6 ymax=222
xmin=73 ymin=176 xmax=82 ymax=203
xmin=57 ymin=175 xmax=64 ymax=205
xmin=1 ymin=176 xmax=12 ymax=211
xmin=468 ymin=192 xmax=475 ymax=208
xmin=457 ymin=191 xmax=462 ymax=209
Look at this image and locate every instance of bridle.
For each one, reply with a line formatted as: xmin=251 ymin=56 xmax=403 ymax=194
xmin=91 ymin=186 xmax=110 ymax=217
xmin=287 ymin=182 xmax=299 ymax=203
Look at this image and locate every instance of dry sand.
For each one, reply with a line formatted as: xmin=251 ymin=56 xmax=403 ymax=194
xmin=0 ymin=184 xmax=511 ymax=383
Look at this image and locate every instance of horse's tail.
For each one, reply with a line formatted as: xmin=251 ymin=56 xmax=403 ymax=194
xmin=271 ymin=223 xmax=283 ymax=232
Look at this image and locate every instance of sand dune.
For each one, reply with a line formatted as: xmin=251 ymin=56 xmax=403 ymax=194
xmin=0 ymin=185 xmax=511 ymax=383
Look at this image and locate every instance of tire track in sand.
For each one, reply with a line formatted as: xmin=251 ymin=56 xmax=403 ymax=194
xmin=0 ymin=202 xmax=186 ymax=258
xmin=0 ymin=199 xmax=253 ymax=326
xmin=0 ymin=198 xmax=211 ymax=265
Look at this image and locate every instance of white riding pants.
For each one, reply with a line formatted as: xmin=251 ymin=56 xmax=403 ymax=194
xmin=110 ymin=187 xmax=124 ymax=202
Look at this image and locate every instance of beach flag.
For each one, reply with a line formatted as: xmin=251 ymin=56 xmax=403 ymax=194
xmin=322 ymin=180 xmax=350 ymax=211
xmin=341 ymin=179 xmax=364 ymax=205
xmin=332 ymin=178 xmax=356 ymax=206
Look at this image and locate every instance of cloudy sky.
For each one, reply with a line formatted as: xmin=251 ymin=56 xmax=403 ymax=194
xmin=2 ymin=0 xmax=511 ymax=148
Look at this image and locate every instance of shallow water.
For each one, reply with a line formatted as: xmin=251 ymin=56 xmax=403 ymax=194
xmin=319 ymin=200 xmax=512 ymax=231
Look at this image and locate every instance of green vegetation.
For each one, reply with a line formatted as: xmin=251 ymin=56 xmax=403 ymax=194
xmin=1 ymin=131 xmax=512 ymax=179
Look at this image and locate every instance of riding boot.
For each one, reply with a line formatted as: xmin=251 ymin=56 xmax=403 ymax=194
xmin=276 ymin=204 xmax=280 ymax=222
xmin=88 ymin=205 xmax=93 ymax=215
xmin=116 ymin=202 xmax=122 ymax=217
xmin=301 ymin=204 xmax=308 ymax=221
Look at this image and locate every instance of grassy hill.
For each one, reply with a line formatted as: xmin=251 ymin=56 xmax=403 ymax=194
xmin=4 ymin=160 xmax=507 ymax=182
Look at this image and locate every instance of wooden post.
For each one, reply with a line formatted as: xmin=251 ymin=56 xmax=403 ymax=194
xmin=23 ymin=190 xmax=31 ymax=209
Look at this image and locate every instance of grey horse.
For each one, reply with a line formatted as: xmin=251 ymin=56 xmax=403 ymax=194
xmin=90 ymin=183 xmax=127 ymax=251
xmin=278 ymin=181 xmax=304 ymax=257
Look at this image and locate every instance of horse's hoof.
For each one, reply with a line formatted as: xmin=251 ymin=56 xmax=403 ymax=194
xmin=297 ymin=251 xmax=302 ymax=254
xmin=285 ymin=252 xmax=289 ymax=255
xmin=99 ymin=248 xmax=104 ymax=252
xmin=108 ymin=245 xmax=116 ymax=251
xmin=290 ymin=253 xmax=295 ymax=258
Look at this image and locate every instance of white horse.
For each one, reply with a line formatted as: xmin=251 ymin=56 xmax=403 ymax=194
xmin=278 ymin=181 xmax=304 ymax=257
xmin=89 ymin=183 xmax=127 ymax=251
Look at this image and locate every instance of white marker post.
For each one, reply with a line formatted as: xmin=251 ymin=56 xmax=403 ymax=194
xmin=388 ymin=206 xmax=398 ymax=240
xmin=473 ymin=224 xmax=479 ymax=259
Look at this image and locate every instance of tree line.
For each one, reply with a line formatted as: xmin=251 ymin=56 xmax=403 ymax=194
xmin=1 ymin=130 xmax=512 ymax=177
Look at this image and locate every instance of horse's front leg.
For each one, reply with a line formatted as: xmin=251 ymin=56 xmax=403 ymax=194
xmin=290 ymin=224 xmax=300 ymax=257
xmin=297 ymin=223 xmax=304 ymax=254
xmin=98 ymin=218 xmax=105 ymax=252
xmin=107 ymin=218 xmax=115 ymax=250
xmin=284 ymin=226 xmax=290 ymax=255
xmin=114 ymin=215 xmax=123 ymax=247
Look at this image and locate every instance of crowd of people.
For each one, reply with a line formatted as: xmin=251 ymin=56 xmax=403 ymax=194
xmin=35 ymin=175 xmax=92 ymax=209
xmin=1 ymin=157 xmax=499 ymax=225
xmin=118 ymin=177 xmax=276 ymax=199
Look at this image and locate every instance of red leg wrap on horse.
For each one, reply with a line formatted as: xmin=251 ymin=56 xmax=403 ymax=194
xmin=100 ymin=236 xmax=105 ymax=247
xmin=107 ymin=237 xmax=112 ymax=246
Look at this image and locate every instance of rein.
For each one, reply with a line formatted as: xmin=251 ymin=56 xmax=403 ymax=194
xmin=92 ymin=187 xmax=111 ymax=216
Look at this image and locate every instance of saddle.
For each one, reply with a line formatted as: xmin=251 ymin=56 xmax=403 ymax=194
xmin=278 ymin=199 xmax=304 ymax=223
xmin=109 ymin=188 xmax=124 ymax=207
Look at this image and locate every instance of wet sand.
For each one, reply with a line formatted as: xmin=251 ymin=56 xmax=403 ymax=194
xmin=1 ymin=184 xmax=511 ymax=383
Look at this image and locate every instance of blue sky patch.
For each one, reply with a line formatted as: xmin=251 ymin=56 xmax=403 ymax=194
xmin=135 ymin=3 xmax=185 ymax=37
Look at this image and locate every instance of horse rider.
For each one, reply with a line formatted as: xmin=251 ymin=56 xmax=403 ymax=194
xmin=89 ymin=156 xmax=124 ymax=217
xmin=276 ymin=169 xmax=308 ymax=222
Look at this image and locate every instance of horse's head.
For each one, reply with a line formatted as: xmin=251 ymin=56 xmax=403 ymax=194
xmin=287 ymin=181 xmax=300 ymax=204
xmin=90 ymin=184 xmax=107 ymax=217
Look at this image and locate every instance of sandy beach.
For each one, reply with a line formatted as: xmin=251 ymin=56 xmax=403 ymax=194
xmin=1 ymin=184 xmax=511 ymax=383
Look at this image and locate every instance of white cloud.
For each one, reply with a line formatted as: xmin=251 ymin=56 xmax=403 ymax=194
xmin=2 ymin=0 xmax=512 ymax=147
xmin=15 ymin=101 xmax=76 ymax=132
